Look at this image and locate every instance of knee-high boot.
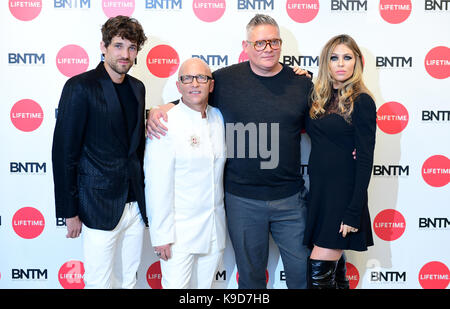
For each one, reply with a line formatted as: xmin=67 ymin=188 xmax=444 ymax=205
xmin=308 ymin=259 xmax=338 ymax=289
xmin=335 ymin=254 xmax=350 ymax=289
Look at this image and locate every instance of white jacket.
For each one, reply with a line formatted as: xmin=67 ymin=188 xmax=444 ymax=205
xmin=144 ymin=101 xmax=226 ymax=254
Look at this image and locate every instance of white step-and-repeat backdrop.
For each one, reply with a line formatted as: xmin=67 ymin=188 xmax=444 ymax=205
xmin=1 ymin=0 xmax=449 ymax=289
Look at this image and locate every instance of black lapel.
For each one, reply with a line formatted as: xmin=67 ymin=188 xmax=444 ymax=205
xmin=95 ymin=62 xmax=128 ymax=152
xmin=128 ymin=78 xmax=144 ymax=157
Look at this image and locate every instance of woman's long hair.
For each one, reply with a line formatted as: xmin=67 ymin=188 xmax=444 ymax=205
xmin=310 ymin=34 xmax=373 ymax=120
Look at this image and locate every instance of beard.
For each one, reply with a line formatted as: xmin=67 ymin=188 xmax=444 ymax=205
xmin=107 ymin=58 xmax=133 ymax=75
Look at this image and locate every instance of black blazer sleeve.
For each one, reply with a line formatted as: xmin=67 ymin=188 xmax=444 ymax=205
xmin=342 ymin=94 xmax=377 ymax=229
xmin=52 ymin=77 xmax=89 ymax=219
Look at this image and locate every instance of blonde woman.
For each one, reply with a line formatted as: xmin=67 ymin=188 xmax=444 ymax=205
xmin=302 ymin=34 xmax=376 ymax=288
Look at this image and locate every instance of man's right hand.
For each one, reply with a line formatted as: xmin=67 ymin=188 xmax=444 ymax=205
xmin=66 ymin=216 xmax=82 ymax=238
xmin=146 ymin=103 xmax=175 ymax=139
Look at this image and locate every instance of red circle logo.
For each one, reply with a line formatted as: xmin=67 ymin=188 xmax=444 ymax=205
xmin=379 ymin=0 xmax=412 ymax=24
xmin=193 ymin=0 xmax=226 ymax=23
xmin=376 ymin=101 xmax=409 ymax=134
xmin=146 ymin=45 xmax=180 ymax=78
xmin=373 ymin=209 xmax=406 ymax=241
xmin=9 ymin=0 xmax=42 ymax=21
xmin=346 ymin=262 xmax=360 ymax=289
xmin=147 ymin=261 xmax=162 ymax=289
xmin=238 ymin=49 xmax=249 ymax=63
xmin=419 ymin=261 xmax=450 ymax=289
xmin=424 ymin=46 xmax=450 ymax=79
xmin=10 ymin=99 xmax=44 ymax=132
xmin=58 ymin=261 xmax=85 ymax=289
xmin=286 ymin=0 xmax=320 ymax=23
xmin=102 ymin=0 xmax=135 ymax=17
xmin=422 ymin=155 xmax=450 ymax=188
xmin=56 ymin=45 xmax=89 ymax=77
xmin=12 ymin=207 xmax=45 ymax=239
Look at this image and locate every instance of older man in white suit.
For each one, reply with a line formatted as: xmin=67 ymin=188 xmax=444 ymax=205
xmin=144 ymin=58 xmax=226 ymax=289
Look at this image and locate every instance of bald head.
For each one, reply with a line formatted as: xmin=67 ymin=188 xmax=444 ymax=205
xmin=176 ymin=57 xmax=214 ymax=116
xmin=178 ymin=57 xmax=212 ymax=78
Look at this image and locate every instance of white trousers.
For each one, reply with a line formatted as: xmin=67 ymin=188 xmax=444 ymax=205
xmin=82 ymin=202 xmax=145 ymax=289
xmin=160 ymin=236 xmax=224 ymax=289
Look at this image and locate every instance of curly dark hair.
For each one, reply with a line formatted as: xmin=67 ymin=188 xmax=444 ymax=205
xmin=101 ymin=15 xmax=147 ymax=51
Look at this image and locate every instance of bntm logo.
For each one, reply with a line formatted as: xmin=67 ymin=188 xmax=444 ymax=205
xmin=9 ymin=0 xmax=42 ymax=21
xmin=376 ymin=101 xmax=409 ymax=134
xmin=379 ymin=0 xmax=412 ymax=24
xmin=422 ymin=155 xmax=450 ymax=188
xmin=12 ymin=207 xmax=45 ymax=239
xmin=286 ymin=0 xmax=320 ymax=23
xmin=193 ymin=0 xmax=226 ymax=23
xmin=10 ymin=99 xmax=44 ymax=132
xmin=373 ymin=209 xmax=406 ymax=241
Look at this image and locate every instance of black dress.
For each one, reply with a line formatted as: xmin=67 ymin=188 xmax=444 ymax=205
xmin=303 ymin=91 xmax=376 ymax=251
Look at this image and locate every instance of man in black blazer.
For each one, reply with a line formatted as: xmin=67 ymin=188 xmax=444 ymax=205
xmin=52 ymin=16 xmax=148 ymax=288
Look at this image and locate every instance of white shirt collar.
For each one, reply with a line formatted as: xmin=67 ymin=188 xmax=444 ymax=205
xmin=179 ymin=97 xmax=210 ymax=120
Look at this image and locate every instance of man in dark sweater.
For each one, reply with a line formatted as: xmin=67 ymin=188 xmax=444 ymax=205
xmin=147 ymin=14 xmax=312 ymax=288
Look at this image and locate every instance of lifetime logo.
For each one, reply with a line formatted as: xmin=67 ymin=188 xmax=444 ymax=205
xmin=346 ymin=262 xmax=359 ymax=289
xmin=193 ymin=0 xmax=226 ymax=23
xmin=424 ymin=46 xmax=450 ymax=79
xmin=12 ymin=207 xmax=45 ymax=239
xmin=425 ymin=0 xmax=450 ymax=10
xmin=54 ymin=0 xmax=91 ymax=8
xmin=418 ymin=261 xmax=450 ymax=289
xmin=10 ymin=99 xmax=44 ymax=132
xmin=147 ymin=44 xmax=179 ymax=78
xmin=102 ymin=0 xmax=135 ymax=17
xmin=376 ymin=101 xmax=409 ymax=134
xmin=8 ymin=0 xmax=42 ymax=21
xmin=286 ymin=0 xmax=320 ymax=23
xmin=145 ymin=0 xmax=182 ymax=9
xmin=58 ymin=261 xmax=85 ymax=289
xmin=330 ymin=0 xmax=367 ymax=11
xmin=421 ymin=155 xmax=450 ymax=187
xmin=379 ymin=0 xmax=412 ymax=24
xmin=237 ymin=0 xmax=274 ymax=10
xmin=373 ymin=209 xmax=406 ymax=241
xmin=238 ymin=49 xmax=249 ymax=63
xmin=56 ymin=44 xmax=89 ymax=77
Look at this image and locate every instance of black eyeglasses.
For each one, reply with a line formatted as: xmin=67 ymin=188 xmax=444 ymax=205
xmin=246 ymin=39 xmax=282 ymax=51
xmin=179 ymin=74 xmax=213 ymax=84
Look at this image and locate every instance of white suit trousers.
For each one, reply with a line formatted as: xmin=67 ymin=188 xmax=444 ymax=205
xmin=82 ymin=202 xmax=145 ymax=289
xmin=160 ymin=236 xmax=224 ymax=289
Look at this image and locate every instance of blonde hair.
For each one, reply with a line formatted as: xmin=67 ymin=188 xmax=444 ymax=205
xmin=310 ymin=34 xmax=373 ymax=120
